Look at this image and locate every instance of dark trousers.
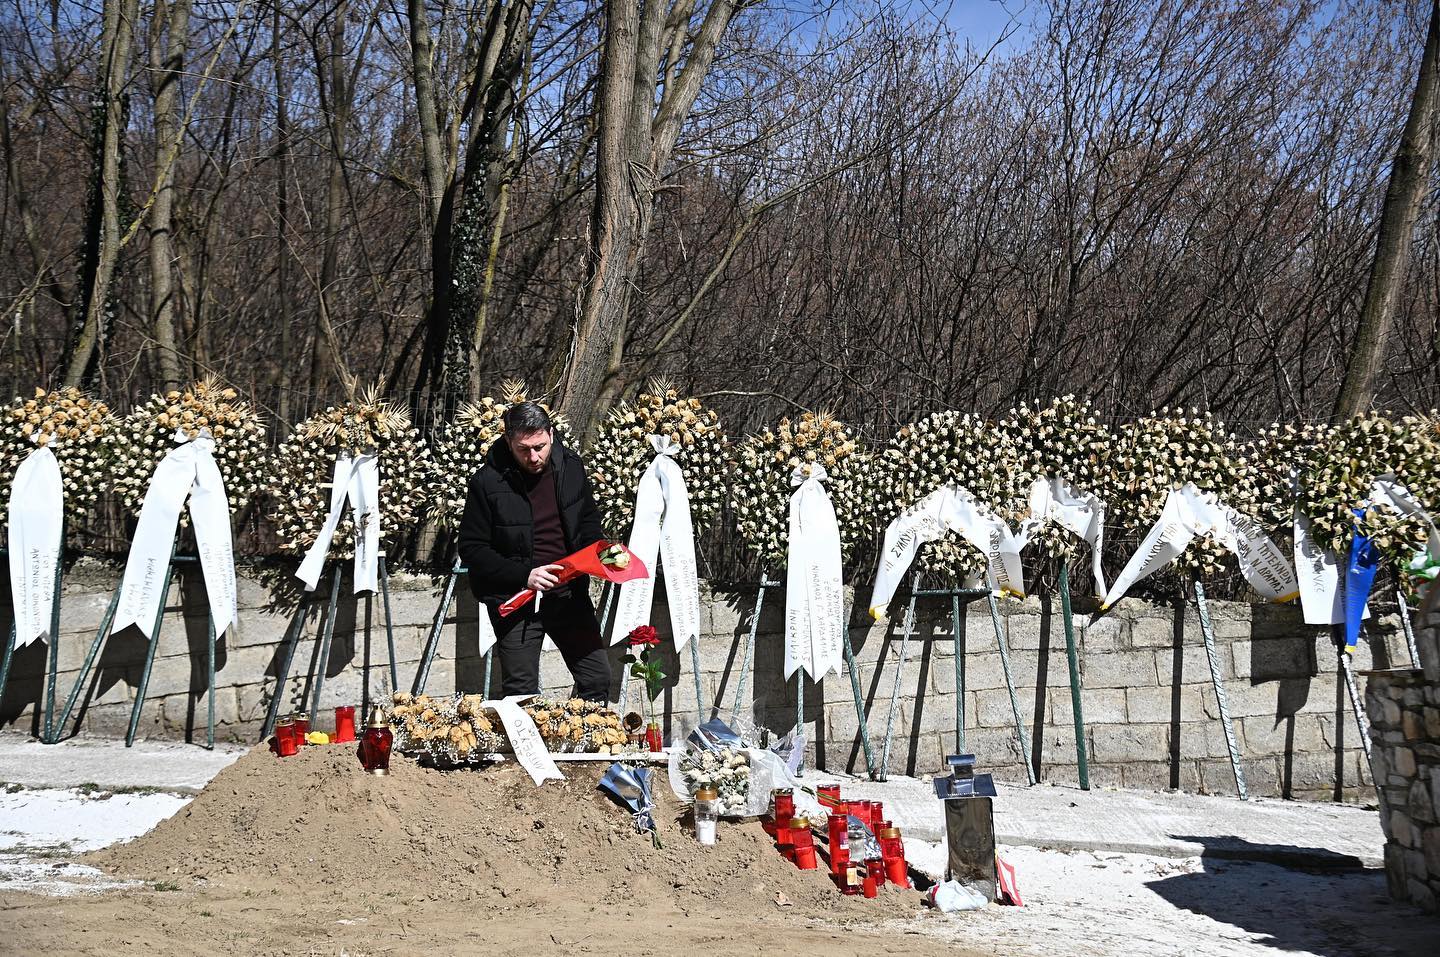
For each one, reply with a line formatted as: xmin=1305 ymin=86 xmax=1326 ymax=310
xmin=489 ymin=585 xmax=611 ymax=701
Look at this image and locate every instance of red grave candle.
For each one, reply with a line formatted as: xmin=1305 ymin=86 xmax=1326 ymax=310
xmin=862 ymin=869 xmax=879 ymax=898
xmin=772 ymin=788 xmax=795 ymax=821
xmin=776 ymin=817 xmax=795 ymax=860
xmin=333 ymin=706 xmax=357 ymax=743
xmin=866 ymin=856 xmax=886 ymax=888
xmin=790 ymin=816 xmax=816 ymax=869
xmin=817 ymin=783 xmax=841 ymax=810
xmin=273 ymin=719 xmax=298 ymax=757
xmin=645 ymin=723 xmax=663 ymax=753
xmin=292 ymin=715 xmax=310 ymax=747
xmin=358 ymin=709 xmax=394 ymax=775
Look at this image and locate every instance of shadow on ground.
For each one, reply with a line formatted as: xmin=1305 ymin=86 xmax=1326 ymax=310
xmin=1146 ymin=835 xmax=1437 ymax=957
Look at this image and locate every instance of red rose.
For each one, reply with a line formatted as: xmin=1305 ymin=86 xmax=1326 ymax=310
xmin=627 ymin=625 xmax=660 ymax=647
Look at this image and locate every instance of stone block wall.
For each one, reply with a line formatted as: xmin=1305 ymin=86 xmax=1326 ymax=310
xmin=1 ymin=561 xmax=1408 ymax=803
xmin=1366 ymin=668 xmax=1440 ymax=912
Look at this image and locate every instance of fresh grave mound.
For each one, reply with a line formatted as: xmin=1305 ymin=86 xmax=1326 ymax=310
xmin=89 ymin=745 xmax=920 ymax=920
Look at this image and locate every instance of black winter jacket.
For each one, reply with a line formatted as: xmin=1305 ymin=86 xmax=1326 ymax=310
xmin=457 ymin=436 xmax=607 ymax=602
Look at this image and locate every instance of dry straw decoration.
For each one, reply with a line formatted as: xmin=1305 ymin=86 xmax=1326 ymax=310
xmin=587 ymin=378 xmax=728 ymax=535
xmin=998 ymin=395 xmax=1115 ymax=560
xmin=268 ymin=385 xmax=432 ymax=559
xmin=1295 ymin=412 xmax=1440 ymax=561
xmin=428 ymin=381 xmax=568 ymax=529
xmin=110 ymin=377 xmax=267 ymax=516
xmin=731 ymin=411 xmax=871 ymax=568
xmin=1103 ymin=408 xmax=1258 ymax=579
xmin=873 ymin=410 xmax=1020 ymax=582
xmin=0 ymin=387 xmax=116 ymax=521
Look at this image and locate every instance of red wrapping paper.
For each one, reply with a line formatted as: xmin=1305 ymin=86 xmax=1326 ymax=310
xmin=498 ymin=541 xmax=649 ymax=617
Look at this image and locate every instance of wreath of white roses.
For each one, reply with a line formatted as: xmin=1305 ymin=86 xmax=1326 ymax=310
xmin=110 ymin=377 xmax=267 ymax=517
xmin=587 ymin=379 xmax=728 ymax=536
xmin=873 ymin=410 xmax=1019 ymax=582
xmin=1296 ymin=412 xmax=1440 ymax=560
xmin=0 ymin=387 xmax=115 ymax=524
xmin=1103 ymin=408 xmax=1255 ymax=579
xmin=731 ymin=411 xmax=872 ymax=569
xmin=268 ymin=386 xmax=432 ymax=560
xmin=428 ymin=381 xmax=568 ymax=530
xmin=999 ymin=396 xmax=1113 ymax=561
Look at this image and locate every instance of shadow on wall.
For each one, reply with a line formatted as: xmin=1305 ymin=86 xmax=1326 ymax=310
xmin=1147 ymin=834 xmax=1436 ymax=957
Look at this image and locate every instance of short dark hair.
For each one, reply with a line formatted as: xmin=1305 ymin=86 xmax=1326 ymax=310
xmin=503 ymin=401 xmax=553 ymax=435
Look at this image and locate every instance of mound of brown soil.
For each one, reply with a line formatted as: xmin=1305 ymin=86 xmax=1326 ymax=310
xmin=90 ymin=745 xmax=917 ymax=921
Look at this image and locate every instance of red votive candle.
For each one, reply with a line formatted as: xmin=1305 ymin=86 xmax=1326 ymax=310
xmin=773 ymin=787 xmax=795 ymax=821
xmin=293 ymin=715 xmax=310 ymax=747
xmin=817 ymin=783 xmax=841 ymax=810
xmin=274 ymin=719 xmax=298 ymax=757
xmin=870 ymin=801 xmax=886 ymax=828
xmin=645 ymin=723 xmax=663 ymax=752
xmin=866 ymin=856 xmax=886 ymax=888
xmin=790 ymin=816 xmax=816 ymax=869
xmin=334 ymin=706 xmax=357 ymax=743
xmin=840 ymin=865 xmax=861 ymax=895
xmin=358 ymin=709 xmax=394 ymax=775
xmin=862 ymin=872 xmax=878 ymax=898
xmin=776 ymin=817 xmax=795 ymax=860
xmin=885 ymin=856 xmax=909 ymax=887
xmin=879 ymin=826 xmax=909 ymax=887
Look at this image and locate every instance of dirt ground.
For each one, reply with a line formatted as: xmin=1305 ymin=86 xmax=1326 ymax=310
xmin=0 ymin=747 xmax=974 ymax=956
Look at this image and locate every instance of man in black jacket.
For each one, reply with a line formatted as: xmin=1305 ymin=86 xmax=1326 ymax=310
xmin=457 ymin=402 xmax=611 ymax=700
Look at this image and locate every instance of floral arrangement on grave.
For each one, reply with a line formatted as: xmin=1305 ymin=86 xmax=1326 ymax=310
xmin=1102 ymin=408 xmax=1259 ymax=580
xmin=428 ymin=380 xmax=569 ymax=529
xmin=268 ymin=385 xmax=432 ymax=573
xmin=677 ymin=746 xmax=751 ymax=817
xmin=1239 ymin=421 xmax=1335 ymax=541
xmin=1295 ymin=412 xmax=1440 ymax=562
xmin=731 ymin=411 xmax=872 ymax=568
xmin=623 ymin=625 xmax=667 ymax=740
xmin=999 ymin=395 xmax=1114 ymax=560
xmin=110 ymin=377 xmax=267 ymax=517
xmin=0 ymin=387 xmax=115 ymax=523
xmin=872 ymin=410 xmax=1022 ymax=582
xmin=389 ymin=692 xmax=505 ymax=763
xmin=587 ymin=378 xmax=729 ymax=534
xmin=522 ymin=697 xmax=633 ymax=754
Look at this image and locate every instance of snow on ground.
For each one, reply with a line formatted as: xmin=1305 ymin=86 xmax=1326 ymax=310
xmin=0 ymin=786 xmax=188 ymax=895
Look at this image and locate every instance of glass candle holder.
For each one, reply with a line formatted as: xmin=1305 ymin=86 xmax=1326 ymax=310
xmin=866 ymin=856 xmax=886 ymax=888
xmin=693 ymin=784 xmax=719 ymax=846
xmin=293 ymin=715 xmax=311 ymax=747
xmin=776 ymin=816 xmax=795 ymax=859
xmin=790 ymin=816 xmax=816 ymax=869
xmin=358 ymin=709 xmax=393 ymax=775
xmin=274 ymin=718 xmax=298 ymax=757
xmin=772 ymin=788 xmax=795 ymax=822
xmin=817 ymin=783 xmax=841 ymax=810
xmin=862 ymin=868 xmax=879 ymax=898
xmin=645 ymin=722 xmax=663 ymax=753
xmin=334 ymin=705 xmax=357 ymax=743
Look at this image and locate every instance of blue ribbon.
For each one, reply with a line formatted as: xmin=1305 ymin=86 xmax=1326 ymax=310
xmin=1344 ymin=508 xmax=1380 ymax=654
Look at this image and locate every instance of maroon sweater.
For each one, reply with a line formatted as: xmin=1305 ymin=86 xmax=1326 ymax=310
xmin=524 ymin=465 xmax=568 ymax=565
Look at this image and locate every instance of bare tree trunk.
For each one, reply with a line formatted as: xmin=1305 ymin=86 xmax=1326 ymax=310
xmin=273 ymin=0 xmax=293 ymax=423
xmin=63 ymin=0 xmax=140 ymax=388
xmin=312 ymin=0 xmax=350 ymax=396
xmin=147 ymin=0 xmax=192 ymax=391
xmin=1333 ymin=0 xmax=1440 ymax=420
xmin=556 ymin=0 xmax=740 ymax=435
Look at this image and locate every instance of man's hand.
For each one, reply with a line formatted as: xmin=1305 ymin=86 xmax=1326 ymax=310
xmin=527 ymin=564 xmax=564 ymax=591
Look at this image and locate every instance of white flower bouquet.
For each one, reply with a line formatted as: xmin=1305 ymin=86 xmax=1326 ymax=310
xmin=999 ymin=396 xmax=1113 ymax=560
